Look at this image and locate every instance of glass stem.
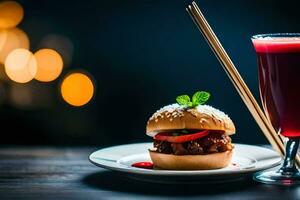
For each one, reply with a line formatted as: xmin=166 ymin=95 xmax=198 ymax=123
xmin=278 ymin=138 xmax=299 ymax=175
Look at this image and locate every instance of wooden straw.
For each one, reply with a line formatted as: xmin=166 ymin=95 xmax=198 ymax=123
xmin=186 ymin=1 xmax=300 ymax=166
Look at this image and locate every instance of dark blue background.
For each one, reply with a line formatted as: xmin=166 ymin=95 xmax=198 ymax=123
xmin=2 ymin=0 xmax=299 ymax=146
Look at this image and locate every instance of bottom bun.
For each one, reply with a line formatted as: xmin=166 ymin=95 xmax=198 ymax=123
xmin=149 ymin=150 xmax=233 ymax=170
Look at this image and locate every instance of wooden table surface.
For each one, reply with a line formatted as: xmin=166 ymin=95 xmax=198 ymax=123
xmin=0 ymin=146 xmax=299 ymax=200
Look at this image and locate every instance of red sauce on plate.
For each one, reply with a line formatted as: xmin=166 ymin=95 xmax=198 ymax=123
xmin=132 ymin=162 xmax=154 ymax=169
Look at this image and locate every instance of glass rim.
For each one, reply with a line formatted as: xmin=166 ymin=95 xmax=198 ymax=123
xmin=252 ymin=33 xmax=300 ymax=40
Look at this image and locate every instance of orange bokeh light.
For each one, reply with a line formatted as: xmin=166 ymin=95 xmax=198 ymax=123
xmin=5 ymin=48 xmax=37 ymax=83
xmin=34 ymin=48 xmax=63 ymax=82
xmin=61 ymin=72 xmax=94 ymax=106
xmin=0 ymin=27 xmax=29 ymax=64
xmin=0 ymin=1 xmax=24 ymax=28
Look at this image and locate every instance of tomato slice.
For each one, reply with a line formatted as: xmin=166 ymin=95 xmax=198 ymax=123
xmin=154 ymin=130 xmax=209 ymax=143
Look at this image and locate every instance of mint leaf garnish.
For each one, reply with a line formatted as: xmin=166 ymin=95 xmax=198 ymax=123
xmin=176 ymin=95 xmax=190 ymax=106
xmin=192 ymin=91 xmax=210 ymax=106
xmin=176 ymin=91 xmax=210 ymax=108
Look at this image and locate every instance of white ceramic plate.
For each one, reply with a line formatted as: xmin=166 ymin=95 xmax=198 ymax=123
xmin=89 ymin=143 xmax=281 ymax=183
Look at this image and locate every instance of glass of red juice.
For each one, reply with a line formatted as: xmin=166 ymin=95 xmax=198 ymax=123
xmin=252 ymin=33 xmax=300 ymax=185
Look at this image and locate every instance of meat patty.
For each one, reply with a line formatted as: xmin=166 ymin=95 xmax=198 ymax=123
xmin=153 ymin=132 xmax=233 ymax=155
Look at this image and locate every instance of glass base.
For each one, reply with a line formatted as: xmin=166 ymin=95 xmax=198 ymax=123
xmin=253 ymin=169 xmax=300 ymax=186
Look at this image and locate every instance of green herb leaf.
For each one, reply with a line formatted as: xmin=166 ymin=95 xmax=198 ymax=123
xmin=192 ymin=91 xmax=210 ymax=106
xmin=176 ymin=95 xmax=190 ymax=106
xmin=176 ymin=91 xmax=210 ymax=108
xmin=181 ymin=130 xmax=189 ymax=134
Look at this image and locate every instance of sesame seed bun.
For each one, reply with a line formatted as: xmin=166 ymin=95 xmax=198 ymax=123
xmin=149 ymin=149 xmax=233 ymax=170
xmin=146 ymin=104 xmax=235 ymax=137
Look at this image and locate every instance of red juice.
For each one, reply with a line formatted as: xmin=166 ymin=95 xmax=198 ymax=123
xmin=252 ymin=37 xmax=300 ymax=137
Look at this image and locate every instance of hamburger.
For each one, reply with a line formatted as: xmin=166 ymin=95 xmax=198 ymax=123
xmin=146 ymin=91 xmax=235 ymax=170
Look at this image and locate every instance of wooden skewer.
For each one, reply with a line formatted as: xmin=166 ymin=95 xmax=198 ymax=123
xmin=185 ymin=4 xmax=283 ymax=153
xmin=186 ymin=1 xmax=300 ymax=167
xmin=186 ymin=4 xmax=283 ymax=153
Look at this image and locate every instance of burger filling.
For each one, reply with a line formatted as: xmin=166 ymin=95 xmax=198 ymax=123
xmin=153 ymin=130 xmax=233 ymax=155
